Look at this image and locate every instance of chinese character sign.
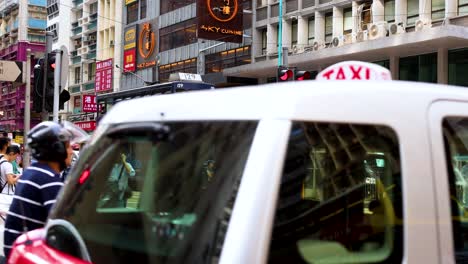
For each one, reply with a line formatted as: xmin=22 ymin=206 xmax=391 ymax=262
xmin=95 ymin=58 xmax=113 ymax=92
xmin=75 ymin=121 xmax=96 ymax=131
xmin=82 ymin=95 xmax=97 ymax=112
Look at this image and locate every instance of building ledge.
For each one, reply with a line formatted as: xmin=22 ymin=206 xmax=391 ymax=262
xmin=224 ymin=24 xmax=468 ymax=78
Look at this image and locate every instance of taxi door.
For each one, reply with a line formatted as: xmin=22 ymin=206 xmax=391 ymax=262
xmin=429 ymin=100 xmax=468 ymax=264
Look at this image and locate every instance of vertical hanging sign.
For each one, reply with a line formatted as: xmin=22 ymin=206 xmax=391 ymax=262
xmin=95 ymin=58 xmax=113 ymax=92
xmin=123 ymin=25 xmax=137 ymax=72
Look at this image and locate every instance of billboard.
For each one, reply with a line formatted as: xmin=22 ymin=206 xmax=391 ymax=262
xmin=197 ymin=0 xmax=243 ymax=43
xmin=136 ymin=19 xmax=158 ymax=70
xmin=123 ymin=25 xmax=137 ymax=72
xmin=95 ymin=58 xmax=113 ymax=92
xmin=82 ymin=95 xmax=97 ymax=112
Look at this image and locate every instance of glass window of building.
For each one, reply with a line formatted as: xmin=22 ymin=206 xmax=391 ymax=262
xmin=399 ymin=53 xmax=437 ymax=83
xmin=291 ymin=20 xmax=298 ymax=45
xmin=160 ymin=0 xmax=196 ymax=15
xmin=308 ymin=17 xmax=315 ymax=45
xmin=384 ymin=0 xmax=395 ymax=22
xmin=159 ymin=19 xmax=197 ymax=52
xmin=343 ymin=8 xmax=353 ymax=34
xmin=206 ymin=46 xmax=251 ymax=74
xmin=360 ymin=2 xmax=372 ymax=30
xmin=261 ymin=28 xmax=267 ymax=55
xmin=159 ymin=58 xmax=197 ymax=82
xmin=407 ymin=0 xmax=419 ymax=25
xmin=74 ymin=67 xmax=81 ymax=84
xmin=432 ymin=0 xmax=445 ymax=20
xmin=88 ymin=63 xmax=96 ymax=81
xmin=140 ymin=0 xmax=146 ymax=19
xmin=460 ymin=0 xmax=468 ymax=15
xmin=127 ymin=2 xmax=138 ymax=24
xmin=267 ymin=122 xmax=403 ymax=263
xmin=442 ymin=117 xmax=468 ymax=263
xmin=449 ymin=48 xmax=468 ymax=87
xmin=325 ymin=12 xmax=333 ymax=43
xmin=373 ymin=60 xmax=390 ymax=69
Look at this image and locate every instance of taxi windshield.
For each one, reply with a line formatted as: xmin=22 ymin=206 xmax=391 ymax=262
xmin=55 ymin=121 xmax=257 ymax=263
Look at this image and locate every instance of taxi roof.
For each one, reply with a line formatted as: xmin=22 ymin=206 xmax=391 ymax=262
xmin=100 ymin=80 xmax=468 ymax=125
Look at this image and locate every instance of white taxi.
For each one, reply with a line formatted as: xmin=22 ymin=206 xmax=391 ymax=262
xmin=7 ymin=63 xmax=468 ymax=264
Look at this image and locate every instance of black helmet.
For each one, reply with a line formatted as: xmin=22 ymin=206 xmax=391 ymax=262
xmin=27 ymin=121 xmax=72 ymax=169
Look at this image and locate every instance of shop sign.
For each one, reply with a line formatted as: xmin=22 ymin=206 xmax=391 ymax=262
xmin=123 ymin=25 xmax=137 ymax=72
xmin=95 ymin=58 xmax=113 ymax=92
xmin=123 ymin=49 xmax=136 ymax=72
xmin=82 ymin=95 xmax=97 ymax=112
xmin=125 ymin=0 xmax=136 ymax=5
xmin=197 ymin=0 xmax=243 ymax=43
xmin=75 ymin=121 xmax=96 ymax=132
xmin=136 ymin=19 xmax=158 ymax=70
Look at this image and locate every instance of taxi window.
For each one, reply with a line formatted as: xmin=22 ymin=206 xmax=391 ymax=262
xmin=442 ymin=117 xmax=468 ymax=263
xmin=59 ymin=121 xmax=257 ymax=264
xmin=268 ymin=122 xmax=403 ymax=263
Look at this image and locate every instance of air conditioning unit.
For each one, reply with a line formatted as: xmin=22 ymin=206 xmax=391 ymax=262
xmin=353 ymin=30 xmax=368 ymax=43
xmin=109 ymin=40 xmax=114 ymax=47
xmin=312 ymin=41 xmax=324 ymax=51
xmin=388 ymin=22 xmax=406 ymax=35
xmin=331 ymin=34 xmax=352 ymax=47
xmin=368 ymin=22 xmax=388 ymax=40
xmin=415 ymin=19 xmax=432 ymax=32
xmin=291 ymin=44 xmax=304 ymax=54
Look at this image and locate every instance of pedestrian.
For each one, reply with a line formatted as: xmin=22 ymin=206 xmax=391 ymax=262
xmin=0 ymin=138 xmax=16 ymax=195
xmin=6 ymin=146 xmax=21 ymax=176
xmin=3 ymin=121 xmax=74 ymax=259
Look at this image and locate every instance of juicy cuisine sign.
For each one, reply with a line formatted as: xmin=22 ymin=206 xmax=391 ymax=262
xmin=197 ymin=0 xmax=243 ymax=43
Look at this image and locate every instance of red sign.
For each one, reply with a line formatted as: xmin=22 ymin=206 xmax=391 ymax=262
xmin=123 ymin=49 xmax=136 ymax=72
xmin=316 ymin=61 xmax=392 ymax=81
xmin=75 ymin=121 xmax=96 ymax=132
xmin=82 ymin=95 xmax=97 ymax=112
xmin=95 ymin=59 xmax=113 ymax=92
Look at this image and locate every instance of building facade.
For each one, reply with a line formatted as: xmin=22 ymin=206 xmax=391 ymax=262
xmin=0 ymin=0 xmax=46 ymax=134
xmin=223 ymin=0 xmax=468 ymax=86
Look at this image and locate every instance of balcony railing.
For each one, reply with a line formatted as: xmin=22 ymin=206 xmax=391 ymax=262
xmin=90 ymin=13 xmax=98 ymax=21
xmin=88 ymin=43 xmax=96 ymax=51
xmin=72 ymin=27 xmax=82 ymax=35
xmin=86 ymin=51 xmax=96 ymax=60
xmin=72 ymin=56 xmax=81 ymax=64
xmin=83 ymin=82 xmax=94 ymax=91
xmin=87 ymin=21 xmax=97 ymax=30
xmin=70 ymin=85 xmax=81 ymax=94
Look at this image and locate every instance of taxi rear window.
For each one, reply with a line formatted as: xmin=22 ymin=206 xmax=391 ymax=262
xmin=269 ymin=122 xmax=403 ymax=263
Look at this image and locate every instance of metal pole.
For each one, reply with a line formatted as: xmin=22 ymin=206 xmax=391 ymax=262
xmin=24 ymin=49 xmax=31 ymax=168
xmin=278 ymin=0 xmax=283 ymax=66
xmin=42 ymin=32 xmax=53 ymax=121
xmin=53 ymin=50 xmax=61 ymax=122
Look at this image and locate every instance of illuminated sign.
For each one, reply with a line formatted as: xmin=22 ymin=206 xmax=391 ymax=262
xmin=125 ymin=0 xmax=136 ymax=5
xmin=123 ymin=49 xmax=136 ymax=72
xmin=136 ymin=19 xmax=158 ymax=70
xmin=124 ymin=25 xmax=137 ymax=50
xmin=316 ymin=61 xmax=392 ymax=81
xmin=75 ymin=121 xmax=96 ymax=131
xmin=197 ymin=0 xmax=243 ymax=43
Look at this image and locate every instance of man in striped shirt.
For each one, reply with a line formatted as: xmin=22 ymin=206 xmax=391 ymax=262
xmin=3 ymin=122 xmax=73 ymax=258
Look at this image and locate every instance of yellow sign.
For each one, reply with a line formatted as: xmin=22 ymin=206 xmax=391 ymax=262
xmin=124 ymin=27 xmax=137 ymax=50
xmin=14 ymin=135 xmax=23 ymax=144
xmin=125 ymin=0 xmax=136 ymax=5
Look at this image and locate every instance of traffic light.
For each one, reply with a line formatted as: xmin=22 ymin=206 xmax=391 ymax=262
xmin=294 ymin=70 xmax=312 ymax=81
xmin=44 ymin=52 xmax=56 ymax=112
xmin=277 ymin=66 xmax=293 ymax=82
xmin=33 ymin=58 xmax=44 ymax=113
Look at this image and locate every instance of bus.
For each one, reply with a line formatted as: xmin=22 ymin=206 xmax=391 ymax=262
xmin=97 ymin=78 xmax=214 ymax=119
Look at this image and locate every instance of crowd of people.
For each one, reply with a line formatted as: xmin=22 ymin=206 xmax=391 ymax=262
xmin=0 ymin=121 xmax=86 ymax=262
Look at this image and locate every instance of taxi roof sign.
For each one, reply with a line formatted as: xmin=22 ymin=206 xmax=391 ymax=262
xmin=316 ymin=61 xmax=392 ymax=81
